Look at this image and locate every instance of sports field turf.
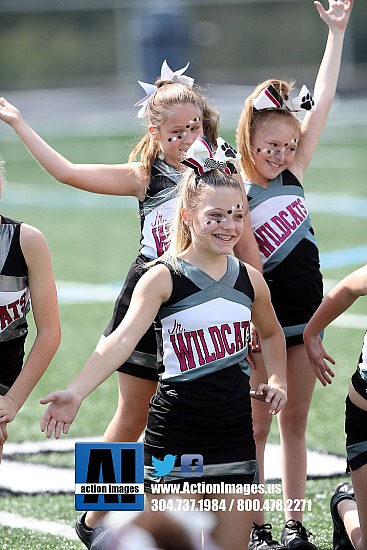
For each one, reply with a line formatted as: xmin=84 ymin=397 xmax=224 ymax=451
xmin=0 ymin=99 xmax=366 ymax=548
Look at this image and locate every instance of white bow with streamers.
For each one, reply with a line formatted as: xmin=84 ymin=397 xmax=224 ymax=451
xmin=182 ymin=136 xmax=241 ymax=176
xmin=253 ymin=83 xmax=316 ymax=112
xmin=134 ymin=60 xmax=194 ymax=118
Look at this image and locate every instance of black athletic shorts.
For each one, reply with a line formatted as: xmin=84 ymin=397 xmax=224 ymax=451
xmin=103 ymin=255 xmax=159 ymax=381
xmin=265 ymin=274 xmax=323 ymax=348
xmin=0 ymin=334 xmax=26 ymax=388
xmin=345 ymin=394 xmax=367 ymax=472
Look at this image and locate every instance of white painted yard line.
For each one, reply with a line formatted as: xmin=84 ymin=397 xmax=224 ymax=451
xmin=0 ymin=510 xmax=142 ymax=540
xmin=1 ymin=441 xmax=346 ymax=495
xmin=54 ymin=279 xmax=367 ymax=329
xmin=55 ymin=278 xmax=367 ymax=330
xmin=0 ymin=459 xmax=75 ymax=494
xmin=4 ymin=436 xmax=102 ymax=455
xmin=331 ymin=313 xmax=367 ymax=330
xmin=0 ymin=511 xmax=79 ymax=540
xmin=56 ymin=279 xmax=121 ymax=304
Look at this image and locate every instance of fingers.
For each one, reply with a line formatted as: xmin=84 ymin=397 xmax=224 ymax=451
xmin=54 ymin=421 xmax=63 ymax=440
xmin=0 ymin=412 xmax=10 ymax=423
xmin=250 ymin=326 xmax=261 ymax=353
xmin=250 ymin=389 xmax=266 ymax=402
xmin=317 ymin=363 xmax=335 ymax=385
xmin=40 ymin=412 xmax=50 ymax=434
xmin=41 ymin=415 xmax=58 ymax=439
xmin=255 ymin=384 xmax=287 ymax=415
xmin=266 ymin=389 xmax=287 ymax=415
xmin=309 ymin=355 xmax=335 ymax=386
xmin=0 ymin=422 xmax=8 ymax=444
xmin=39 ymin=392 xmax=58 ymax=405
xmin=40 ymin=411 xmax=69 ymax=439
xmin=324 ymin=352 xmax=336 ymax=365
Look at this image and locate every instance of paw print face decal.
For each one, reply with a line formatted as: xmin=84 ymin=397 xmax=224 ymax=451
xmin=220 ymin=141 xmax=237 ymax=159
xmin=300 ymin=92 xmax=315 ymax=111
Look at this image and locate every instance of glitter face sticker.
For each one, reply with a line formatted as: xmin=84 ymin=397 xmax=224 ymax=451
xmin=186 ymin=117 xmax=200 ymax=128
xmin=204 ymin=205 xmax=243 ymax=227
xmin=206 ymin=217 xmax=227 ymax=226
xmin=168 ymin=117 xmax=201 ymax=142
xmin=256 ymin=138 xmax=298 ymax=158
xmin=168 ymin=132 xmax=187 ymax=143
xmin=227 ymin=204 xmax=243 ymax=214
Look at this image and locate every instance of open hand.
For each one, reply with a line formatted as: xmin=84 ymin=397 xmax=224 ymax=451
xmin=0 ymin=97 xmax=23 ymax=126
xmin=314 ymin=0 xmax=353 ymax=33
xmin=304 ymin=334 xmax=335 ymax=386
xmin=40 ymin=389 xmax=82 ymax=439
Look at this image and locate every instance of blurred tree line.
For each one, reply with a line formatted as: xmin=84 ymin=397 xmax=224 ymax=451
xmin=0 ymin=0 xmax=366 ymax=93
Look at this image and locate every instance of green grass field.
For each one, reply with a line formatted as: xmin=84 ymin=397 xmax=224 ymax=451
xmin=0 ymin=110 xmax=367 ymax=549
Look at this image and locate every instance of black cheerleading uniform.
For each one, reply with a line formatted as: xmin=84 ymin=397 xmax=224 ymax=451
xmin=0 ymin=216 xmax=30 ymax=389
xmin=144 ymin=256 xmax=258 ymax=489
xmin=245 ymin=169 xmax=323 ymax=347
xmin=103 ymin=159 xmax=182 ymax=380
xmin=345 ymin=331 xmax=367 ymax=471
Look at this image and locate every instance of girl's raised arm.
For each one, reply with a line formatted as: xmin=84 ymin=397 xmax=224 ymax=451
xmin=40 ymin=263 xmax=172 ymax=439
xmin=0 ymin=97 xmax=147 ymax=199
xmin=296 ymin=0 xmax=353 ymax=171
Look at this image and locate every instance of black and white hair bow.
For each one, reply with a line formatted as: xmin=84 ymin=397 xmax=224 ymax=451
xmin=181 ymin=136 xmax=241 ymax=176
xmin=253 ymin=83 xmax=315 ymax=112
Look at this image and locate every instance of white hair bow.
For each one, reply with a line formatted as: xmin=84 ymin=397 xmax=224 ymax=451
xmin=182 ymin=135 xmax=241 ymax=176
xmin=253 ymin=83 xmax=316 ymax=112
xmin=134 ymin=60 xmax=194 ymax=119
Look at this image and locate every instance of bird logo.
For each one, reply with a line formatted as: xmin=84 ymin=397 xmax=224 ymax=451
xmin=151 ymin=454 xmax=177 ymax=477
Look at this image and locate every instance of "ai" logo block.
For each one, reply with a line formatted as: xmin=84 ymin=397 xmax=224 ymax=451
xmin=75 ymin=442 xmax=144 ymax=511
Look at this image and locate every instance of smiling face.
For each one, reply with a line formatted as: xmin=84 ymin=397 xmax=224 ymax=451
xmin=185 ymin=186 xmax=245 ymax=257
xmin=252 ymin=117 xmax=300 ymax=183
xmin=153 ymin=103 xmax=204 ymax=169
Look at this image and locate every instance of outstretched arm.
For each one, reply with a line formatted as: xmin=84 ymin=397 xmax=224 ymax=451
xmin=0 ymin=97 xmax=147 ymax=198
xmin=40 ymin=264 xmax=171 ymax=439
xmin=0 ymin=225 xmax=61 ymax=437
xmin=295 ymin=0 xmax=353 ymax=174
xmin=247 ymin=266 xmax=287 ymax=414
xmin=304 ymin=263 xmax=367 ymax=385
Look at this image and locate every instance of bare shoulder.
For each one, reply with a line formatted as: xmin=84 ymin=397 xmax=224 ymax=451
xmin=137 ymin=262 xmax=173 ymax=303
xmin=19 ymin=223 xmax=50 ymax=261
xmin=20 ymin=223 xmax=47 ymax=244
xmin=245 ymin=263 xmax=264 ymax=284
xmin=244 ymin=263 xmax=270 ymax=298
xmin=117 ymin=161 xmax=150 ymax=199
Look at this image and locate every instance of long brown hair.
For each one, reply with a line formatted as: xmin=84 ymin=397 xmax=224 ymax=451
xmin=236 ymin=79 xmax=301 ymax=183
xmin=129 ymin=80 xmax=219 ymax=178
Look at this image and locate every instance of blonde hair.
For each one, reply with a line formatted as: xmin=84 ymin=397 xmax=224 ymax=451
xmin=129 ymin=80 xmax=219 ymax=178
xmin=236 ymin=79 xmax=301 ymax=182
xmin=164 ymin=168 xmax=243 ymax=271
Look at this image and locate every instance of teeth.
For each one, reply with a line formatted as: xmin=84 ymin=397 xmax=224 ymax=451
xmin=215 ymin=235 xmax=232 ymax=241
